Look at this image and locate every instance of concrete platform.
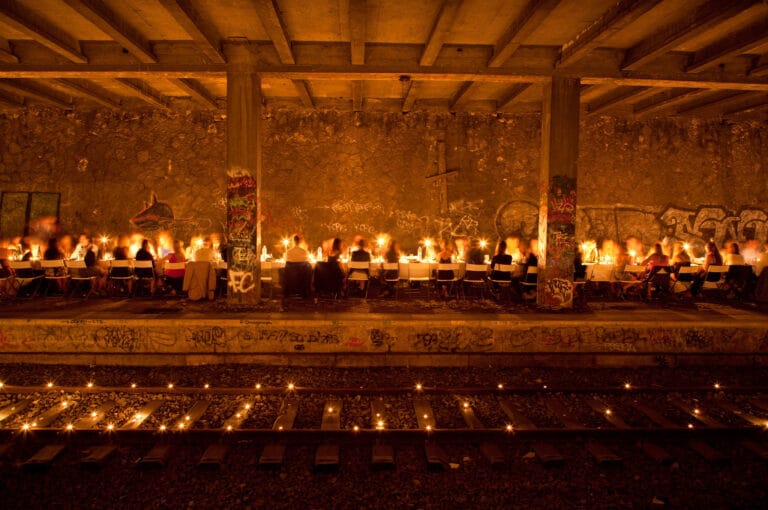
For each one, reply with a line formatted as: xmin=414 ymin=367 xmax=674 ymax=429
xmin=0 ymin=298 xmax=766 ymax=366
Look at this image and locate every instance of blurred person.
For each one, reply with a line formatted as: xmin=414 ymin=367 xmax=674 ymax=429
xmin=465 ymin=238 xmax=485 ymax=265
xmin=640 ymin=243 xmax=669 ymax=271
xmin=348 ymin=237 xmax=371 ymax=294
xmin=524 ymin=239 xmax=539 ymax=268
xmin=70 ymin=233 xmax=95 ymax=260
xmin=193 ymin=237 xmax=217 ymax=262
xmin=723 ymin=242 xmax=745 ymax=266
xmin=384 ymin=240 xmax=401 ymax=263
xmin=436 ymin=241 xmax=456 ymax=298
xmin=162 ymin=239 xmax=187 ymax=294
xmin=135 ymin=238 xmax=156 ymax=294
xmin=671 ymin=242 xmax=691 ymax=273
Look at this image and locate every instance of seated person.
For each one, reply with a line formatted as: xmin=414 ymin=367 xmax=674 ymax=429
xmin=349 ymin=238 xmax=371 ymax=294
xmin=163 ymin=240 xmax=187 ymax=294
xmin=670 ymin=242 xmax=691 ymax=274
xmin=134 ymin=239 xmax=156 ymax=293
xmin=490 ymin=240 xmax=513 ymax=281
xmin=641 ymin=243 xmax=669 ymax=272
xmin=284 ymin=235 xmax=312 ymax=298
xmin=315 ymin=238 xmax=345 ymax=297
xmin=193 ymin=238 xmax=217 ymax=262
xmin=436 ymin=242 xmax=456 ymax=298
xmin=723 ymin=242 xmax=745 ymax=266
xmin=465 ymin=238 xmax=485 ymax=265
xmin=43 ymin=237 xmax=67 ymax=292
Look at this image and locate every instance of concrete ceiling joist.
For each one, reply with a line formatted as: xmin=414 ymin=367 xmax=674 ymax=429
xmin=449 ymin=81 xmax=474 ymax=111
xmin=496 ymin=83 xmax=530 ymax=111
xmin=419 ymin=0 xmax=462 ymax=66
xmin=349 ymin=0 xmax=367 ymax=65
xmin=622 ymin=0 xmax=755 ymax=71
xmin=686 ymin=18 xmax=768 ymax=73
xmin=253 ymin=0 xmax=295 ymax=65
xmin=157 ymin=0 xmax=225 ymax=64
xmin=723 ymin=93 xmax=768 ymax=115
xmin=292 ymin=80 xmax=314 ymax=108
xmin=50 ymin=78 xmax=120 ymax=109
xmin=0 ymin=89 xmax=25 ymax=108
xmin=489 ymin=0 xmax=561 ymax=68
xmin=559 ymin=0 xmax=663 ymax=67
xmin=586 ymin=86 xmax=653 ymax=115
xmin=750 ymin=62 xmax=768 ymax=76
xmin=0 ymin=79 xmax=71 ymax=108
xmin=677 ymin=90 xmax=759 ymax=115
xmin=169 ymin=78 xmax=218 ymax=109
xmin=0 ymin=0 xmax=87 ymax=63
xmin=401 ymin=79 xmax=418 ymax=112
xmin=63 ymin=0 xmax=157 ymax=64
xmin=112 ymin=78 xmax=169 ymax=109
xmin=633 ymin=88 xmax=710 ymax=116
xmin=0 ymin=36 xmax=18 ymax=64
xmin=352 ymin=80 xmax=364 ymax=111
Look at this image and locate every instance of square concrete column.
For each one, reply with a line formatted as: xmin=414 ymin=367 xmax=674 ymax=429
xmin=225 ymin=42 xmax=262 ymax=303
xmin=537 ymin=76 xmax=580 ymax=309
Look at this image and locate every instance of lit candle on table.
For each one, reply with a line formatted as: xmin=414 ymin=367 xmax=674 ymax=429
xmin=282 ymin=238 xmax=290 ymax=259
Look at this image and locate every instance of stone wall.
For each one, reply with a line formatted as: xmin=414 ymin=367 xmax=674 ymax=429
xmin=1 ymin=107 xmax=766 ymax=253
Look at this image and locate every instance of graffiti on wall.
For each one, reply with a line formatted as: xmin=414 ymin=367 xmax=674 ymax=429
xmin=227 ymin=172 xmax=258 ymax=300
xmin=130 ymin=193 xmax=212 ymax=239
xmin=495 ymin=200 xmax=768 ymax=251
xmin=541 ymin=176 xmax=577 ymax=308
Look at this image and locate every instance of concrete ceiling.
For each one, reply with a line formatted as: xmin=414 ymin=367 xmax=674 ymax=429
xmin=0 ymin=0 xmax=766 ymax=119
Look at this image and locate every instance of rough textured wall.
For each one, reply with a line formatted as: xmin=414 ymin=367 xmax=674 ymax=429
xmin=0 ymin=108 xmax=766 ymax=253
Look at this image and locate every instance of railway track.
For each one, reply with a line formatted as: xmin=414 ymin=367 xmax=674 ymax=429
xmin=2 ymin=381 xmax=767 ymax=471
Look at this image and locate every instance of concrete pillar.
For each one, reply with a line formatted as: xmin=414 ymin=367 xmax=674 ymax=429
xmin=225 ymin=42 xmax=262 ymax=303
xmin=537 ymin=75 xmax=580 ymax=309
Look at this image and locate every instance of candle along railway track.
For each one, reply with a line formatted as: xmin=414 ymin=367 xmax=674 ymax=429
xmin=1 ymin=382 xmax=768 ymax=471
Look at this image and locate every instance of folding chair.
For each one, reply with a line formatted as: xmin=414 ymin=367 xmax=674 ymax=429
xmin=259 ymin=261 xmax=273 ymax=299
xmin=618 ymin=264 xmax=647 ymax=299
xmin=65 ymin=260 xmax=97 ymax=299
xmin=40 ymin=259 xmax=69 ymax=296
xmin=162 ymin=262 xmax=186 ymax=296
xmin=406 ymin=262 xmax=431 ymax=300
xmin=672 ymin=265 xmax=698 ymax=296
xmin=462 ymin=264 xmax=488 ymax=300
xmin=435 ymin=263 xmax=460 ymax=299
xmin=107 ymin=259 xmax=134 ymax=297
xmin=347 ymin=261 xmax=371 ymax=298
xmin=8 ymin=260 xmax=43 ymax=298
xmin=644 ymin=266 xmax=671 ymax=300
xmin=520 ymin=266 xmax=538 ymax=301
xmin=133 ymin=260 xmax=155 ymax=297
xmin=489 ymin=263 xmax=514 ymax=301
xmin=381 ymin=262 xmax=400 ymax=299
xmin=701 ymin=265 xmax=729 ymax=299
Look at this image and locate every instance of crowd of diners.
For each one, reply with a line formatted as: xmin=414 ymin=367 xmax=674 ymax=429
xmin=0 ymin=228 xmax=766 ymax=300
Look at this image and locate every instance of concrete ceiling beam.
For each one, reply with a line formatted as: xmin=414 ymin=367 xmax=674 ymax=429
xmin=419 ymin=0 xmax=462 ymax=66
xmin=401 ymin=79 xmax=418 ymax=112
xmin=50 ymin=78 xmax=120 ymax=109
xmin=253 ymin=0 xmax=295 ymax=65
xmin=686 ymin=18 xmax=768 ymax=73
xmin=0 ymin=79 xmax=72 ymax=108
xmin=158 ymin=0 xmax=225 ymax=64
xmin=633 ymin=88 xmax=711 ymax=116
xmin=112 ymin=78 xmax=169 ymax=109
xmin=621 ymin=0 xmax=756 ymax=71
xmin=352 ymin=80 xmax=363 ymax=110
xmin=496 ymin=83 xmax=531 ymax=111
xmin=292 ymin=80 xmax=314 ymax=108
xmin=63 ymin=0 xmax=157 ymax=64
xmin=0 ymin=0 xmax=87 ymax=63
xmin=559 ymin=0 xmax=663 ymax=67
xmin=349 ymin=0 xmax=366 ymax=65
xmin=586 ymin=86 xmax=652 ymax=114
xmin=449 ymin=81 xmax=474 ymax=111
xmin=677 ymin=90 xmax=760 ymax=115
xmin=489 ymin=0 xmax=561 ymax=68
xmin=0 ymin=36 xmax=19 ymax=63
xmin=169 ymin=78 xmax=218 ymax=109
xmin=723 ymin=93 xmax=768 ymax=115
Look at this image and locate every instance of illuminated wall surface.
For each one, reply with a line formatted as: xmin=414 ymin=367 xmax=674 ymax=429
xmin=0 ymin=108 xmax=766 ymax=252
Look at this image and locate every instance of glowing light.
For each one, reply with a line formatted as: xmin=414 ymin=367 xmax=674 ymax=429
xmin=244 ymin=404 xmax=251 ymax=410
xmin=178 ymin=423 xmax=185 ymax=429
xmin=22 ymin=423 xmax=30 ymax=431
xmin=235 ymin=413 xmax=241 ymax=418
xmin=47 ymin=382 xmax=54 ymax=388
xmin=61 ymin=401 xmax=68 ymax=408
xmin=423 ymin=414 xmax=428 ymax=419
xmin=605 ymin=409 xmax=612 ymax=415
xmin=134 ymin=414 xmax=143 ymax=421
xmin=31 ymin=422 xmax=37 ymax=427
xmin=159 ymin=425 xmax=166 ymax=431
xmin=713 ymin=383 xmax=720 ymax=389
xmin=66 ymin=424 xmax=74 ymax=431
xmin=353 ymin=425 xmax=360 ymax=432
xmin=106 ymin=423 xmax=114 ymax=431
xmin=497 ymin=383 xmax=504 ymax=390
xmin=226 ymin=425 xmax=233 ymax=431
xmin=91 ymin=411 xmax=97 ymax=417
xmin=204 ymin=384 xmax=210 ymax=389
xmin=543 ymin=385 xmax=547 ymax=389
xmin=425 ymin=425 xmax=432 ymax=431
xmin=415 ymin=383 xmax=423 ymax=391
xmin=479 ymin=239 xmax=487 ymax=249
xmin=687 ymin=423 xmax=694 ymax=429
xmin=328 ymin=407 xmax=334 ymax=414
xmin=506 ymin=424 xmax=513 ymax=432
xmin=683 ymin=243 xmax=690 ymax=251
xmin=185 ymin=415 xmax=191 ymax=421
xmin=87 ymin=382 xmax=94 ymax=388
xmin=282 ymin=238 xmax=290 ymax=248
xmin=131 ymin=383 xmax=137 ymax=389
xmin=624 ymin=383 xmax=631 ymax=390
xmin=167 ymin=383 xmax=174 ymax=389
xmin=196 ymin=238 xmax=204 ymax=248
xmin=255 ymin=383 xmax=262 ymax=390
xmin=278 ymin=425 xmax=284 ymax=431
xmin=100 ymin=236 xmax=109 ymax=244
xmin=463 ymin=402 xmax=470 ymax=409
xmin=287 ymin=383 xmax=295 ymax=391
xmin=376 ymin=236 xmax=386 ymax=247
xmin=0 ymin=382 xmax=4 ymax=389
xmin=376 ymin=420 xmax=384 ymax=429
xmin=423 ymin=239 xmax=432 ymax=248
xmin=693 ymin=408 xmax=700 ymax=415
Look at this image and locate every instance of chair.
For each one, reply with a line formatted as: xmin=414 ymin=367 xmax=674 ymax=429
xmin=435 ymin=263 xmax=460 ymax=299
xmin=40 ymin=259 xmax=69 ymax=296
xmin=259 ymin=261 xmax=274 ymax=299
xmin=585 ymin=264 xmax=615 ymax=300
xmin=618 ymin=264 xmax=647 ymax=299
xmin=216 ymin=261 xmax=228 ymax=298
xmin=672 ymin=265 xmax=698 ymax=296
xmin=65 ymin=260 xmax=97 ymax=299
xmin=133 ymin=260 xmax=155 ymax=297
xmin=644 ymin=266 xmax=671 ymax=300
xmin=346 ymin=261 xmax=371 ymax=298
xmin=520 ymin=266 xmax=538 ymax=301
xmin=107 ymin=259 xmax=134 ymax=297
xmin=312 ymin=261 xmax=342 ymax=299
xmin=489 ymin=263 xmax=514 ymax=301
xmin=701 ymin=265 xmax=729 ymax=298
xmin=406 ymin=262 xmax=432 ymax=299
xmin=8 ymin=260 xmax=43 ymax=298
xmin=462 ymin=264 xmax=488 ymax=300
xmin=381 ymin=262 xmax=400 ymax=298
xmin=725 ymin=265 xmax=754 ymax=301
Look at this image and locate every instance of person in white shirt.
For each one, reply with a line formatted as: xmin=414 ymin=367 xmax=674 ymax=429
xmin=193 ymin=238 xmax=217 ymax=262
xmin=70 ymin=233 xmax=96 ymax=260
xmin=285 ymin=235 xmax=310 ymax=262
